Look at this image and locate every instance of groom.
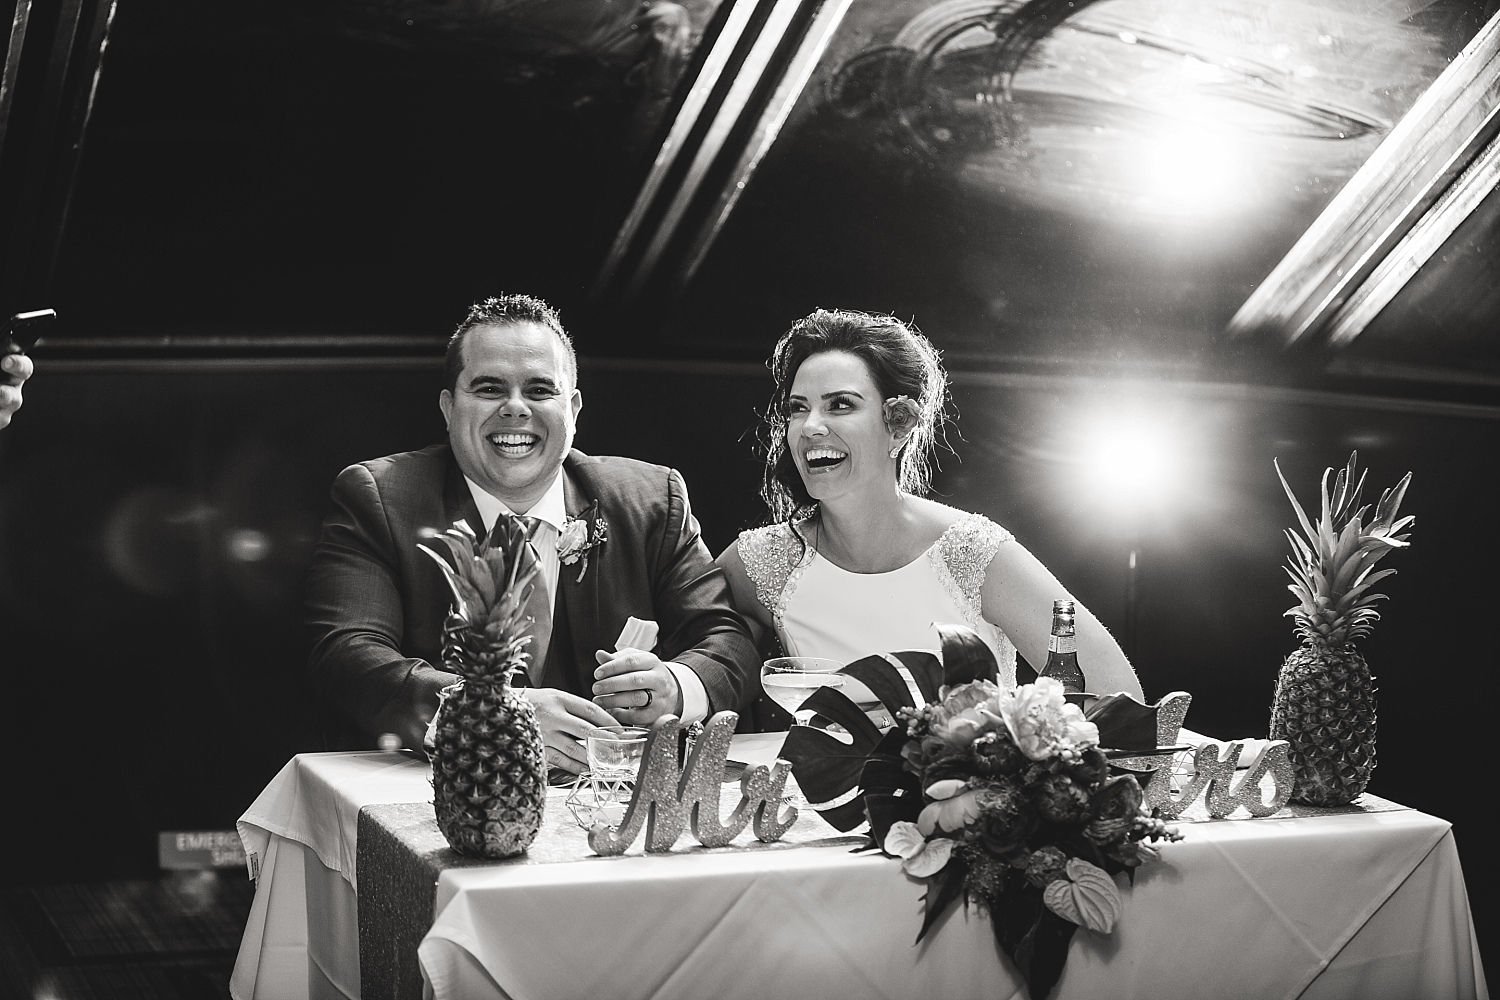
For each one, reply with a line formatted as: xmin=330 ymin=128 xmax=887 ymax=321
xmin=306 ymin=294 xmax=757 ymax=772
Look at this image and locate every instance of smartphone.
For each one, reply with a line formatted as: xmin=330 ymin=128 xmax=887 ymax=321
xmin=5 ymin=309 xmax=57 ymax=353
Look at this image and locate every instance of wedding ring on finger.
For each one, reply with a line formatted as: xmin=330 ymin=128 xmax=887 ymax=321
xmin=641 ymin=689 xmax=654 ymax=709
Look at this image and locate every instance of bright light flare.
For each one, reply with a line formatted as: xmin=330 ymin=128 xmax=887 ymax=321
xmin=1076 ymin=410 xmax=1187 ymax=512
xmin=1130 ymin=128 xmax=1247 ymax=216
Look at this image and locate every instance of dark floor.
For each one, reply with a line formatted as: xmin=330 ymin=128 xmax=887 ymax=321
xmin=0 ymin=873 xmax=253 ymax=1000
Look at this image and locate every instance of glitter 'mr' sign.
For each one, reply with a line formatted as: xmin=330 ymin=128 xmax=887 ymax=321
xmin=587 ymin=713 xmax=797 ymax=855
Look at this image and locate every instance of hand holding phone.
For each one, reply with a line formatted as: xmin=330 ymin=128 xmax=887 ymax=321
xmin=2 ymin=309 xmax=50 ymax=426
xmin=5 ymin=309 xmax=56 ymax=355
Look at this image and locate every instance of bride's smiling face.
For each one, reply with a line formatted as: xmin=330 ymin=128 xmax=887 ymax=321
xmin=787 ymin=350 xmax=900 ymax=501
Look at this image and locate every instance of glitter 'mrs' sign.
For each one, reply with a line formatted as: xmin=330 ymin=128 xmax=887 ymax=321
xmin=587 ymin=712 xmax=798 ymax=855
xmin=1146 ymin=740 xmax=1296 ymax=820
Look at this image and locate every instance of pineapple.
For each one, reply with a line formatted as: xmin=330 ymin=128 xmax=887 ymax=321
xmin=418 ymin=519 xmax=548 ymax=858
xmin=1270 ymin=452 xmax=1412 ymax=806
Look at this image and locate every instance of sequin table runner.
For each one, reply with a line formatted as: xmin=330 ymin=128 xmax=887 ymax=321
xmin=356 ymin=786 xmax=861 ymax=1000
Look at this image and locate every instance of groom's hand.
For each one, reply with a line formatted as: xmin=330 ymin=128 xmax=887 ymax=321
xmin=522 ymin=688 xmax=617 ymax=774
xmin=592 ymin=649 xmax=683 ymax=725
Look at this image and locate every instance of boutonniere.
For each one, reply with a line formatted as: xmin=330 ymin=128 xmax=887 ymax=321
xmin=558 ymin=500 xmax=608 ymax=582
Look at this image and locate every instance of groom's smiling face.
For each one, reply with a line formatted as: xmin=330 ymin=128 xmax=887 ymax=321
xmin=440 ymin=321 xmax=582 ymax=510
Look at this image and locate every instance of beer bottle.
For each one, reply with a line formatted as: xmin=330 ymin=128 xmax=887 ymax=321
xmin=1039 ymin=599 xmax=1086 ymax=693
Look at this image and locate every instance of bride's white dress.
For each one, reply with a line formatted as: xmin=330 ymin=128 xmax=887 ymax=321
xmin=737 ymin=512 xmax=1018 ymax=689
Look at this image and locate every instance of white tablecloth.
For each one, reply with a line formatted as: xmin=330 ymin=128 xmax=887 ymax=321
xmin=232 ymin=748 xmax=1490 ymax=1000
xmin=233 ymin=751 xmax=424 ymax=1000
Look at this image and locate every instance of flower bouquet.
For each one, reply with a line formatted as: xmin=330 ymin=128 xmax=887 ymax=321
xmin=778 ymin=627 xmax=1181 ymax=1000
xmin=882 ymin=676 xmax=1179 ymax=998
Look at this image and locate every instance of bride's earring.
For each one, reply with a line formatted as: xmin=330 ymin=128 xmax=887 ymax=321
xmin=888 ymin=442 xmax=903 ymax=459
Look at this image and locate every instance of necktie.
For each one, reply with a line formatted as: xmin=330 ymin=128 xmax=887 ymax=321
xmin=511 ymin=515 xmax=552 ymax=682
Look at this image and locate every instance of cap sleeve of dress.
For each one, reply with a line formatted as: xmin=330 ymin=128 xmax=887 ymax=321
xmin=736 ymin=523 xmax=805 ymax=625
xmin=931 ymin=513 xmax=1013 ymax=628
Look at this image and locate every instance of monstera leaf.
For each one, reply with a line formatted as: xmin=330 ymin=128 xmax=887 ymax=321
xmin=839 ymin=655 xmax=918 ymax=715
xmin=779 ymin=624 xmax=1000 ymax=830
xmin=780 ymin=686 xmax=885 ymax=829
xmin=934 ymin=623 xmax=999 ymax=687
xmin=1086 ymin=693 xmax=1160 ymax=752
xmin=859 ymin=728 xmax=921 ymax=847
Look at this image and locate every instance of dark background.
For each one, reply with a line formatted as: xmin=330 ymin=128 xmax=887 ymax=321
xmin=1 ymin=0 xmax=1494 ymax=974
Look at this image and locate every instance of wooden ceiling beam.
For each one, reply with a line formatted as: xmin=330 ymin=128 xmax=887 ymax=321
xmin=1227 ymin=9 xmax=1500 ymax=350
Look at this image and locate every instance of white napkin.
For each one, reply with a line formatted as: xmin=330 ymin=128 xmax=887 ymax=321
xmin=614 ymin=616 xmax=659 ymax=652
xmin=727 ymin=732 xmax=788 ymax=768
xmin=1180 ymin=729 xmax=1272 ymax=769
xmin=423 ymin=682 xmax=461 ymax=750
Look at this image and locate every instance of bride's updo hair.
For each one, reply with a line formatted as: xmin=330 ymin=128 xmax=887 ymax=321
xmin=762 ymin=308 xmax=950 ymax=522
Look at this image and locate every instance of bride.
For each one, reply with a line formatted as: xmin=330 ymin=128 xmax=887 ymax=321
xmin=717 ymin=308 xmax=1142 ymax=699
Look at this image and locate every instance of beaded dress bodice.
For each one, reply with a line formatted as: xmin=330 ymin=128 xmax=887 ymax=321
xmin=738 ymin=512 xmax=1017 ymax=687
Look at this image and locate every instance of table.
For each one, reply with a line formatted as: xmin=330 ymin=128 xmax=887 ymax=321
xmin=231 ymin=743 xmax=1489 ymax=1000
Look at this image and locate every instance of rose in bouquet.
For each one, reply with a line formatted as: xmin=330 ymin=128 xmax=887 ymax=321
xmin=872 ymin=677 xmax=1180 ymax=1000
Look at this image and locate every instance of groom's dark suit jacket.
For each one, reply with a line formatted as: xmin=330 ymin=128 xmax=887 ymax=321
xmin=306 ymin=443 xmax=757 ymax=745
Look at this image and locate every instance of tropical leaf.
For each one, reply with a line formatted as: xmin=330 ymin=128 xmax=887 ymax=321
xmin=780 ymin=686 xmax=885 ymax=831
xmin=860 ymin=729 xmax=921 ymax=845
xmin=905 ymin=838 xmax=954 ymax=878
xmin=440 ymin=528 xmax=487 ymax=578
xmin=1284 ymin=572 xmax=1314 ymax=605
xmin=860 ymin=751 xmax=918 ymax=796
xmin=871 ymin=724 xmax=910 ymax=761
xmin=780 ymin=627 xmax=1001 ymax=834
xmin=840 ymin=654 xmax=917 ymax=716
xmin=1043 ymin=859 xmax=1122 ymax=933
xmin=418 ymin=522 xmax=540 ymax=642
xmin=1026 ymin=909 xmax=1081 ymax=1000
xmin=1330 ymin=454 xmax=1367 ymax=526
xmin=1330 ymin=519 xmax=1362 ymax=581
xmin=936 ymin=623 xmax=999 ymax=687
xmin=470 ymin=553 xmax=497 ymax=608
xmin=889 ymin=650 xmax=943 ymax=702
xmin=865 ymin=790 xmax=922 ymax=852
xmin=1338 ymin=567 xmax=1395 ymax=608
xmin=1109 ymin=759 xmax=1164 ymax=793
xmin=1279 ymin=453 xmax=1413 ymax=646
xmin=418 ymin=543 xmax=478 ymax=620
xmin=916 ymin=857 xmax=968 ymax=945
xmin=502 ymin=524 xmax=535 ymax=591
xmin=1319 ymin=465 xmax=1334 ymax=531
xmin=1086 ymin=693 xmax=1159 ymax=751
xmin=991 ymin=879 xmax=1044 ymax=979
xmin=1372 ymin=472 xmax=1412 ymax=531
xmin=1275 ymin=460 xmax=1318 ymax=548
xmin=1285 ymin=529 xmax=1315 ymax=571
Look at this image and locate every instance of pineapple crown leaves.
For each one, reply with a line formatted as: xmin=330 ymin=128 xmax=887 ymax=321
xmin=1275 ymin=452 xmax=1413 ymax=648
xmin=417 ymin=518 xmax=542 ymax=636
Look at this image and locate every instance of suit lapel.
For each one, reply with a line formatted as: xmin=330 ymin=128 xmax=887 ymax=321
xmin=553 ymin=455 xmax=602 ymax=683
xmin=442 ymin=452 xmax=486 ymax=539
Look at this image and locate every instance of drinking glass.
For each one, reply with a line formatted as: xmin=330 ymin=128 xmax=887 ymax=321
xmin=586 ymin=725 xmax=650 ymax=779
xmin=760 ymin=656 xmax=846 ymax=726
xmin=759 ymin=657 xmax=844 ymax=814
xmin=566 ymin=726 xmax=651 ymax=829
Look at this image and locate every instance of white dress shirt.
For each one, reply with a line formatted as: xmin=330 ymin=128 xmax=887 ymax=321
xmin=462 ymin=473 xmax=708 ymax=723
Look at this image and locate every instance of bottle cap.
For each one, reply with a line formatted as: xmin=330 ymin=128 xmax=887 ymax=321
xmin=1052 ymin=599 xmax=1075 ymax=614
